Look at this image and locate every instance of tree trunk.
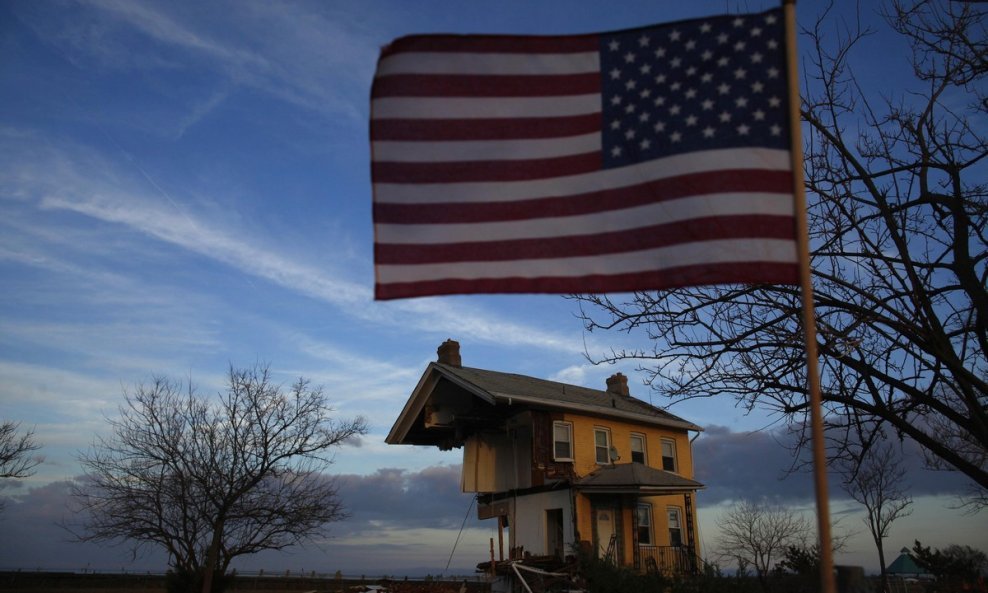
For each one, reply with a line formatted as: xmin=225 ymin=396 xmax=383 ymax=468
xmin=201 ymin=521 xmax=224 ymax=593
xmin=877 ymin=543 xmax=889 ymax=593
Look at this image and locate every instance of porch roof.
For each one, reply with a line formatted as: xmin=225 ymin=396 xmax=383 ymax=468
xmin=575 ymin=462 xmax=704 ymax=494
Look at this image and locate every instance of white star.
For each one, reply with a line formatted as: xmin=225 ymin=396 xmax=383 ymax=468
xmin=751 ymin=52 xmax=764 ymax=64
xmin=701 ymin=50 xmax=713 ymax=61
xmin=686 ymin=66 xmax=697 ymax=77
xmin=655 ymin=74 xmax=667 ymax=85
xmin=610 ymin=120 xmax=621 ymax=130
xmin=750 ymin=27 xmax=763 ymax=37
xmin=609 ymin=68 xmax=621 ymax=80
xmin=608 ymin=40 xmax=620 ymax=51
xmin=639 ymin=34 xmax=651 ymax=47
xmin=625 ymin=103 xmax=636 ymax=114
xmin=685 ymin=39 xmax=697 ymax=50
xmin=654 ymin=96 xmax=666 ymax=106
xmin=717 ymin=33 xmax=729 ymax=44
xmin=701 ymin=99 xmax=714 ymax=110
xmin=670 ymin=57 xmax=682 ymax=68
xmin=737 ymin=123 xmax=751 ymax=135
xmin=717 ymin=56 xmax=730 ymax=67
xmin=670 ymin=131 xmax=682 ymax=142
xmin=768 ymin=96 xmax=781 ymax=107
xmin=719 ymin=111 xmax=732 ymax=122
xmin=640 ymin=88 xmax=652 ymax=98
xmin=702 ymin=126 xmax=716 ymax=138
xmin=768 ymin=67 xmax=780 ymax=78
xmin=655 ymin=47 xmax=667 ymax=58
xmin=654 ymin=121 xmax=666 ymax=132
xmin=735 ymin=96 xmax=749 ymax=108
xmin=717 ymin=83 xmax=730 ymax=95
xmin=625 ymin=128 xmax=636 ymax=139
xmin=765 ymin=14 xmax=778 ymax=25
xmin=639 ymin=111 xmax=650 ymax=122
xmin=734 ymin=41 xmax=747 ymax=52
xmin=624 ymin=52 xmax=636 ymax=63
xmin=751 ymin=81 xmax=765 ymax=93
xmin=768 ymin=39 xmax=779 ymax=50
xmin=685 ymin=114 xmax=698 ymax=126
xmin=640 ymin=138 xmax=651 ymax=149
xmin=685 ymin=88 xmax=698 ymax=99
xmin=670 ymin=82 xmax=682 ymax=91
xmin=640 ymin=63 xmax=652 ymax=75
xmin=753 ymin=109 xmax=766 ymax=120
xmin=611 ymin=95 xmax=622 ymax=105
xmin=733 ymin=17 xmax=745 ymax=28
xmin=734 ymin=68 xmax=747 ymax=79
xmin=626 ymin=79 xmax=637 ymax=90
xmin=669 ymin=29 xmax=681 ymax=41
xmin=701 ymin=73 xmax=713 ymax=83
xmin=669 ymin=104 xmax=681 ymax=115
xmin=611 ymin=146 xmax=623 ymax=156
xmin=770 ymin=124 xmax=782 ymax=135
xmin=700 ymin=22 xmax=712 ymax=33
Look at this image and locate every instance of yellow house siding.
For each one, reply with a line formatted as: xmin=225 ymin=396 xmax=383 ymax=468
xmin=561 ymin=412 xmax=694 ymax=479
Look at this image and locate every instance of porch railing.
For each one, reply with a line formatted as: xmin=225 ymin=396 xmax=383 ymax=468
xmin=635 ymin=545 xmax=697 ymax=575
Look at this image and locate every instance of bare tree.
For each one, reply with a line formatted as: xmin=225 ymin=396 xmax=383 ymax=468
xmin=0 ymin=420 xmax=42 ymax=479
xmin=572 ymin=1 xmax=987 ymax=502
xmin=716 ymin=499 xmax=813 ymax=592
xmin=71 ymin=365 xmax=367 ymax=593
xmin=841 ymin=443 xmax=913 ymax=593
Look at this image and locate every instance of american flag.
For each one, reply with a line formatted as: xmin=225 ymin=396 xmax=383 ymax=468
xmin=371 ymin=8 xmax=798 ymax=300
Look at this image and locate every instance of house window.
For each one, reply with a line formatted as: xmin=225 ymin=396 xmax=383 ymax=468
xmin=594 ymin=428 xmax=612 ymax=464
xmin=630 ymin=433 xmax=646 ymax=464
xmin=637 ymin=504 xmax=653 ymax=546
xmin=661 ymin=438 xmax=677 ymax=472
xmin=553 ymin=422 xmax=573 ymax=461
xmin=668 ymin=507 xmax=683 ymax=547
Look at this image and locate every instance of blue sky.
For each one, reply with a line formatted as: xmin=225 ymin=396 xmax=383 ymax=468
xmin=0 ymin=0 xmax=984 ymax=577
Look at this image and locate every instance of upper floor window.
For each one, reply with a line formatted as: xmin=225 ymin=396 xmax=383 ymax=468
xmin=637 ymin=503 xmax=653 ymax=546
xmin=630 ymin=433 xmax=647 ymax=464
xmin=553 ymin=421 xmax=573 ymax=461
xmin=667 ymin=506 xmax=683 ymax=547
xmin=661 ymin=438 xmax=677 ymax=472
xmin=594 ymin=428 xmax=612 ymax=464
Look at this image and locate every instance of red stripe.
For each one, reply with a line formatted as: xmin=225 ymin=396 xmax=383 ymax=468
xmin=372 ymin=73 xmax=600 ymax=98
xmin=375 ymin=262 xmax=800 ymax=300
xmin=375 ymin=170 xmax=792 ymax=223
xmin=372 ymin=152 xmax=602 ymax=183
xmin=376 ymin=215 xmax=795 ymax=264
xmin=371 ymin=113 xmax=601 ymax=141
xmin=380 ymin=34 xmax=598 ymax=58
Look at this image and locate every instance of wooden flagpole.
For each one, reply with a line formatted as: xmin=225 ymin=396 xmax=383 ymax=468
xmin=782 ymin=2 xmax=837 ymax=593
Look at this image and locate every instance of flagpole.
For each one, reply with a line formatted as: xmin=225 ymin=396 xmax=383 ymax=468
xmin=782 ymin=2 xmax=837 ymax=593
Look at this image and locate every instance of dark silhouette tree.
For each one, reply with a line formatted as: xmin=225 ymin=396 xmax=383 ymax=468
xmin=71 ymin=365 xmax=367 ymax=593
xmin=572 ymin=0 xmax=987 ymax=503
xmin=0 ymin=420 xmax=41 ymax=479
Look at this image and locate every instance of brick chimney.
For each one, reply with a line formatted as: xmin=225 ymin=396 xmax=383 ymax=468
xmin=606 ymin=373 xmax=629 ymax=397
xmin=437 ymin=339 xmax=462 ymax=367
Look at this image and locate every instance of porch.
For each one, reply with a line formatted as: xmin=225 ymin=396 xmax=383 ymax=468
xmin=636 ymin=544 xmax=698 ymax=575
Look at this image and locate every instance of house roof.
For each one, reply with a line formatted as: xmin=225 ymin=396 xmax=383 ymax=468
xmin=575 ymin=462 xmax=705 ymax=494
xmin=386 ymin=342 xmax=702 ymax=447
xmin=887 ymin=548 xmax=929 ymax=576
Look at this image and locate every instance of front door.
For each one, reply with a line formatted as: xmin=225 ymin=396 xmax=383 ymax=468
xmin=595 ymin=507 xmax=616 ymax=562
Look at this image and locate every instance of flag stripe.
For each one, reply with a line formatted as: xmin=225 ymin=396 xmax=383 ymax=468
xmin=372 ymin=72 xmax=601 ymax=98
xmin=372 ymin=94 xmax=600 ymax=119
xmin=372 ymin=151 xmax=602 ymax=183
xmin=370 ymin=114 xmax=602 ymax=141
xmin=380 ymin=35 xmax=598 ymax=58
xmin=377 ymin=192 xmax=792 ymax=243
xmin=375 ymin=148 xmax=791 ymax=204
xmin=373 ymin=133 xmax=601 ymax=162
xmin=376 ymin=238 xmax=797 ymax=283
xmin=374 ymin=169 xmax=790 ymax=223
xmin=375 ymin=262 xmax=798 ymax=299
xmin=377 ymin=214 xmax=794 ymax=264
xmin=376 ymin=51 xmax=599 ymax=76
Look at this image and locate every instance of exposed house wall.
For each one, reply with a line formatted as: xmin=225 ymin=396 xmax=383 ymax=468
xmin=462 ymin=430 xmax=521 ymax=493
xmin=512 ymin=490 xmax=574 ymax=557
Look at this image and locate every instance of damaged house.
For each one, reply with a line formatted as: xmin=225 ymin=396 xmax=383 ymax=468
xmin=387 ymin=340 xmax=704 ymax=574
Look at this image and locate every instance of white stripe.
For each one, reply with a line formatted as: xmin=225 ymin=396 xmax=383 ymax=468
xmin=375 ymin=192 xmax=794 ymax=244
xmin=376 ymin=51 xmax=599 ymax=76
xmin=372 ymin=94 xmax=600 ymax=119
xmin=374 ymin=147 xmax=791 ymax=204
xmin=376 ymin=239 xmax=798 ymax=284
xmin=373 ymin=133 xmax=601 ymax=162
